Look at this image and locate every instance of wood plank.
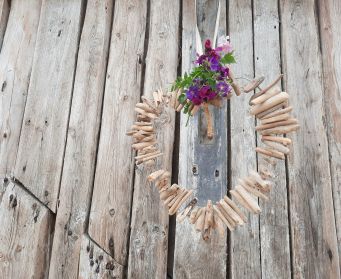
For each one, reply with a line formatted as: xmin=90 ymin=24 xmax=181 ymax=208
xmin=173 ymin=0 xmax=228 ymax=278
xmin=280 ymin=0 xmax=340 ymax=278
xmin=78 ymin=235 xmax=124 ymax=279
xmin=88 ymin=0 xmax=148 ymax=266
xmin=318 ymin=0 xmax=341 ymax=270
xmin=253 ymin=0 xmax=291 ymax=278
xmin=48 ymin=1 xmax=113 ymax=278
xmin=13 ymin=0 xmax=85 ymax=212
xmin=0 ymin=0 xmax=42 ymax=182
xmin=0 ymin=0 xmax=9 ymax=50
xmin=0 ymin=181 xmax=54 ymax=279
xmin=229 ymin=1 xmax=261 ymax=278
xmin=127 ymin=0 xmax=179 ymax=277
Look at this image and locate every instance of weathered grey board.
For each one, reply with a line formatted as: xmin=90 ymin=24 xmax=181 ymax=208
xmin=0 ymin=181 xmax=54 ymax=279
xmin=127 ymin=0 xmax=179 ymax=277
xmin=253 ymin=0 xmax=291 ymax=278
xmin=78 ymin=235 xmax=124 ymax=279
xmin=14 ymin=0 xmax=84 ymax=212
xmin=0 ymin=0 xmax=42 ymax=180
xmin=48 ymin=1 xmax=113 ymax=278
xmin=229 ymin=1 xmax=261 ymax=278
xmin=0 ymin=0 xmax=9 ymax=50
xmin=173 ymin=0 xmax=228 ymax=278
xmin=88 ymin=0 xmax=148 ymax=266
xmin=318 ymin=0 xmax=341 ymax=269
xmin=280 ymin=0 xmax=340 ymax=278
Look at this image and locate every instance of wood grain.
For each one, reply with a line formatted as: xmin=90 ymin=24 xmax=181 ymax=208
xmin=78 ymin=235 xmax=124 ymax=279
xmin=229 ymin=1 xmax=261 ymax=278
xmin=0 ymin=181 xmax=54 ymax=279
xmin=13 ymin=0 xmax=84 ymax=212
xmin=318 ymin=0 xmax=341 ymax=270
xmin=48 ymin=1 xmax=113 ymax=278
xmin=253 ymin=0 xmax=291 ymax=278
xmin=0 ymin=0 xmax=9 ymax=50
xmin=88 ymin=0 xmax=148 ymax=266
xmin=0 ymin=0 xmax=42 ymax=181
xmin=127 ymin=0 xmax=179 ymax=277
xmin=173 ymin=0 xmax=228 ymax=278
xmin=280 ymin=0 xmax=340 ymax=277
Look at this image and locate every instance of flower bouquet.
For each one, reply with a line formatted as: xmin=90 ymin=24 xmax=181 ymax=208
xmin=171 ymin=36 xmax=238 ymax=137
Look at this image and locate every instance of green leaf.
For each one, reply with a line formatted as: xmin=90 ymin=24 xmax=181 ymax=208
xmin=221 ymin=52 xmax=236 ymax=64
xmin=178 ymin=93 xmax=187 ymax=104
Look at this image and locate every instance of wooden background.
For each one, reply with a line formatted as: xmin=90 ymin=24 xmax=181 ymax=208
xmin=0 ymin=0 xmax=340 ymax=278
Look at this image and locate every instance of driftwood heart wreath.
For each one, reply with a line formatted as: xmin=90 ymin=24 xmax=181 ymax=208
xmin=126 ymin=3 xmax=299 ymax=241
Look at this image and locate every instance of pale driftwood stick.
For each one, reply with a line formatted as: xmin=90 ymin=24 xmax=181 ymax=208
xmin=250 ymin=87 xmax=281 ymax=105
xmin=250 ymin=92 xmax=289 ymax=115
xmin=138 ymin=135 xmax=156 ymax=143
xmin=176 ymin=103 xmax=183 ymax=112
xmin=132 ymin=141 xmax=156 ymax=150
xmin=144 ymin=159 xmax=155 ymax=168
xmin=203 ymin=200 xmax=213 ymax=240
xmin=195 ymin=207 xmax=206 ymax=232
xmin=255 ymin=101 xmax=287 ymax=119
xmin=259 ymin=166 xmax=274 ymax=179
xmin=147 ymin=169 xmax=165 ymax=182
xmin=134 ymin=107 xmax=158 ymax=119
xmin=235 ymin=186 xmax=261 ymax=214
xmin=249 ymin=74 xmax=283 ymax=102
xmin=238 ymin=179 xmax=269 ymax=201
xmin=249 ymin=170 xmax=268 ymax=189
xmin=142 ymin=96 xmax=159 ymax=113
xmin=213 ymin=214 xmax=225 ymax=236
xmin=244 ymin=176 xmax=270 ymax=193
xmin=135 ymin=150 xmax=161 ymax=160
xmin=169 ymin=190 xmax=193 ymax=215
xmin=164 ymin=191 xmax=179 ymax=206
xmin=174 ymin=89 xmax=181 ymax=109
xmin=131 ymin=124 xmax=154 ymax=132
xmin=126 ymin=130 xmax=137 ymax=136
xmin=261 ymin=106 xmax=293 ymax=120
xmin=256 ymin=118 xmax=298 ymax=131
xmin=213 ymin=205 xmax=235 ymax=231
xmin=230 ymin=189 xmax=254 ymax=213
xmin=261 ymin=135 xmax=292 ymax=145
xmin=157 ymin=88 xmax=164 ymax=103
xmin=137 ymin=114 xmax=151 ymax=122
xmin=256 ymin=146 xmax=285 ymax=160
xmin=243 ymin=76 xmax=265 ymax=93
xmin=219 ymin=199 xmax=245 ymax=225
xmin=160 ymin=184 xmax=178 ymax=200
xmin=229 ymin=70 xmax=242 ymax=96
xmin=223 ymin=196 xmax=248 ymax=223
xmin=170 ymin=91 xmax=177 ymax=108
xmin=260 ymin=113 xmax=291 ymax=125
xmin=132 ymin=130 xmax=155 ymax=137
xmin=263 ymin=140 xmax=290 ymax=154
xmin=191 ymin=105 xmax=200 ymax=116
xmin=152 ymin=91 xmax=160 ymax=106
xmin=260 ymin=124 xmax=300 ymax=135
xmin=216 ymin=203 xmax=237 ymax=227
xmin=134 ymin=121 xmax=152 ymax=126
xmin=168 ymin=188 xmax=185 ymax=208
xmin=190 ymin=207 xmax=201 ymax=224
xmin=136 ymin=152 xmax=163 ymax=165
xmin=177 ymin=198 xmax=198 ymax=223
xmin=136 ymin=103 xmax=155 ymax=113
xmin=169 ymin=189 xmax=189 ymax=215
xmin=203 ymin=103 xmax=214 ymax=139
xmin=156 ymin=178 xmax=169 ymax=190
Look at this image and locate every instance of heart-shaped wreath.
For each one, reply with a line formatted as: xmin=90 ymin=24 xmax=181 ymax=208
xmin=126 ymin=36 xmax=299 ymax=241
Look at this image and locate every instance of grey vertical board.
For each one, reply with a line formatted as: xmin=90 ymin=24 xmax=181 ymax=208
xmin=318 ymin=0 xmax=341 ymax=270
xmin=48 ymin=1 xmax=113 ymax=278
xmin=0 ymin=181 xmax=54 ymax=279
xmin=173 ymin=0 xmax=228 ymax=278
xmin=253 ymin=0 xmax=291 ymax=278
xmin=280 ymin=0 xmax=340 ymax=278
xmin=0 ymin=0 xmax=42 ymax=181
xmin=13 ymin=0 xmax=84 ymax=212
xmin=0 ymin=0 xmax=9 ymax=50
xmin=127 ymin=0 xmax=179 ymax=277
xmin=229 ymin=1 xmax=261 ymax=278
xmin=78 ymin=235 xmax=124 ymax=279
xmin=88 ymin=0 xmax=147 ymax=265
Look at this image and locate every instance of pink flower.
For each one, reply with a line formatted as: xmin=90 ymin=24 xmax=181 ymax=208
xmin=217 ymin=36 xmax=233 ymax=54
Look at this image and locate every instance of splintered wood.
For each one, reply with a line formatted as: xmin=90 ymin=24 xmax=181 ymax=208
xmin=249 ymin=74 xmax=299 ymax=160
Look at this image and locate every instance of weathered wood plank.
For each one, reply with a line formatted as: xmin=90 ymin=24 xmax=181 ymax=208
xmin=280 ymin=0 xmax=340 ymax=278
xmin=127 ymin=0 xmax=179 ymax=277
xmin=78 ymin=235 xmax=124 ymax=279
xmin=173 ymin=0 xmax=228 ymax=278
xmin=0 ymin=181 xmax=54 ymax=279
xmin=88 ymin=0 xmax=148 ymax=266
xmin=253 ymin=1 xmax=291 ymax=278
xmin=0 ymin=0 xmax=42 ymax=181
xmin=48 ymin=1 xmax=113 ymax=278
xmin=229 ymin=1 xmax=261 ymax=278
xmin=13 ymin=0 xmax=85 ymax=212
xmin=318 ymin=0 xmax=341 ymax=270
xmin=0 ymin=0 xmax=9 ymax=50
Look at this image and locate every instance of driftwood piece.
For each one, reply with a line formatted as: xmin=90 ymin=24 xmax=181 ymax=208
xmin=243 ymin=76 xmax=265 ymax=93
xmin=261 ymin=106 xmax=293 ymax=119
xmin=229 ymin=70 xmax=242 ymax=96
xmin=260 ymin=124 xmax=300 ymax=135
xmin=219 ymin=199 xmax=244 ymax=225
xmin=223 ymin=195 xmax=248 ymax=223
xmin=203 ymin=200 xmax=213 ymax=240
xmin=260 ymin=113 xmax=291 ymax=124
xmin=238 ymin=178 xmax=269 ymax=200
xmin=256 ymin=118 xmax=298 ymax=131
xmin=213 ymin=205 xmax=235 ymax=231
xmin=250 ymin=92 xmax=289 ymax=115
xmin=235 ymin=185 xmax=261 ymax=214
xmin=261 ymin=135 xmax=292 ymax=146
xmin=255 ymin=101 xmax=287 ymax=119
xmin=256 ymin=147 xmax=285 ymax=160
xmin=177 ymin=198 xmax=198 ymax=222
xmin=263 ymin=140 xmax=290 ymax=154
xmin=249 ymin=74 xmax=283 ymax=102
xmin=250 ymin=87 xmax=281 ymax=105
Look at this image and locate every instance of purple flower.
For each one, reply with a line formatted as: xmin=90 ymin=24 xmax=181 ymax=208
xmin=195 ymin=54 xmax=207 ymax=65
xmin=199 ymin=85 xmax=217 ymax=101
xmin=208 ymin=56 xmax=220 ymax=71
xmin=216 ymin=81 xmax=232 ymax=97
xmin=205 ymin=39 xmax=212 ymax=51
xmin=186 ymin=86 xmax=202 ymax=105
